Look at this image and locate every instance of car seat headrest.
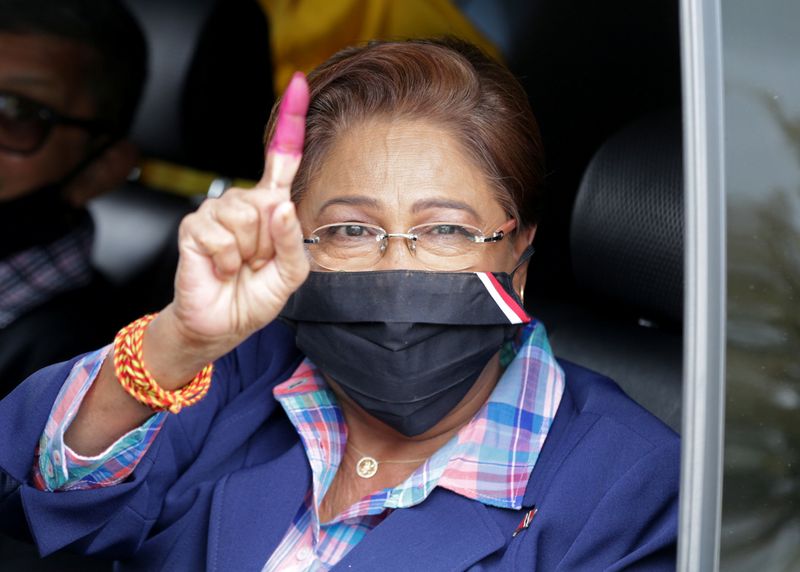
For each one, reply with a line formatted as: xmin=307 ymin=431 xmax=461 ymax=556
xmin=125 ymin=0 xmax=216 ymax=161
xmin=570 ymin=111 xmax=683 ymax=326
xmin=125 ymin=0 xmax=272 ymax=179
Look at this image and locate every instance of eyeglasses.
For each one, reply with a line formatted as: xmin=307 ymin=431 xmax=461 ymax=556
xmin=303 ymin=219 xmax=517 ymax=271
xmin=0 ymin=92 xmax=110 ymax=155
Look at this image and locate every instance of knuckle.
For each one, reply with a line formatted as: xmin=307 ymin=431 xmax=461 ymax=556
xmin=178 ymin=213 xmax=199 ymax=237
xmin=214 ymin=248 xmax=240 ymax=267
xmin=200 ymin=229 xmax=235 ymax=253
xmin=222 ymin=187 xmax=245 ymax=200
xmin=218 ymin=201 xmax=259 ymax=229
xmin=217 ymin=233 xmax=237 ymax=250
xmin=197 ymin=197 xmax=216 ymax=215
xmin=236 ymin=205 xmax=259 ymax=227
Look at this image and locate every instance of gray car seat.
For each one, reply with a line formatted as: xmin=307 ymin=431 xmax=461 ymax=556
xmin=532 ymin=112 xmax=684 ymax=431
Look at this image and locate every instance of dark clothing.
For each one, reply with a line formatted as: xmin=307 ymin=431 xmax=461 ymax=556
xmin=0 ymin=273 xmax=122 ymax=399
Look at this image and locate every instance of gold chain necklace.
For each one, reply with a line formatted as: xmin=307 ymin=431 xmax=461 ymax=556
xmin=346 ymin=442 xmax=429 ymax=479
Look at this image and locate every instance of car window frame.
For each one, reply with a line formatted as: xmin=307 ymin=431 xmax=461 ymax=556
xmin=677 ymin=0 xmax=727 ymax=570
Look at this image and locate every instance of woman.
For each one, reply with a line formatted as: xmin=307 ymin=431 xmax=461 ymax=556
xmin=0 ymin=39 xmax=678 ymax=570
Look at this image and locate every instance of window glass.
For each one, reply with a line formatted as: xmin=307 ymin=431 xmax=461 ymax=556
xmin=720 ymin=0 xmax=800 ymax=569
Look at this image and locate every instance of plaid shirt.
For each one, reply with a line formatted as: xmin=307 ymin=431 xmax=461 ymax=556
xmin=34 ymin=321 xmax=564 ymax=571
xmin=0 ymin=219 xmax=94 ymax=329
xmin=33 ymin=345 xmax=167 ymax=491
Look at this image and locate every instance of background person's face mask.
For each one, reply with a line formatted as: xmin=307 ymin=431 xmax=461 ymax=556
xmin=0 ymin=140 xmax=114 ymax=259
xmin=0 ymin=183 xmax=84 ymax=258
xmin=280 ymin=269 xmax=530 ymax=436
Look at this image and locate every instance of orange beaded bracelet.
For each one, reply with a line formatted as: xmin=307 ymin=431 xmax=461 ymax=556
xmin=113 ymin=314 xmax=214 ymax=414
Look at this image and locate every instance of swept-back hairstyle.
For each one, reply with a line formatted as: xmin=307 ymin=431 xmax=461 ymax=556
xmin=265 ymin=38 xmax=545 ymax=228
xmin=0 ymin=0 xmax=147 ymax=133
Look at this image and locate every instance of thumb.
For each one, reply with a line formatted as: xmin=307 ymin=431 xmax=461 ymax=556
xmin=269 ymin=200 xmax=310 ymax=292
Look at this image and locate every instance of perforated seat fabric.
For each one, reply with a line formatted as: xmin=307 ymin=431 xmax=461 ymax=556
xmin=531 ymin=111 xmax=684 ymax=432
xmin=571 ymin=112 xmax=683 ymax=326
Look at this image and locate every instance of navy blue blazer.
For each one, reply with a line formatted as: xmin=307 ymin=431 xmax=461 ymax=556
xmin=0 ymin=321 xmax=679 ymax=571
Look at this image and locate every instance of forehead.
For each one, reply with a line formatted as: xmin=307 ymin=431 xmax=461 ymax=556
xmin=0 ymin=33 xmax=94 ymax=112
xmin=302 ymin=118 xmax=506 ymax=225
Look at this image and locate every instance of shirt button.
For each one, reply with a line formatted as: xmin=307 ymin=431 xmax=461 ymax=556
xmin=296 ymin=547 xmax=311 ymax=561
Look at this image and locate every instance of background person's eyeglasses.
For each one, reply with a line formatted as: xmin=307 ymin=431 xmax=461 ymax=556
xmin=0 ymin=92 xmax=110 ymax=155
xmin=303 ymin=219 xmax=517 ymax=271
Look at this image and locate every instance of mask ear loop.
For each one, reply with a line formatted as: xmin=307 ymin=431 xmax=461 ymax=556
xmin=510 ymin=245 xmax=535 ymax=279
xmin=510 ymin=245 xmax=535 ymax=304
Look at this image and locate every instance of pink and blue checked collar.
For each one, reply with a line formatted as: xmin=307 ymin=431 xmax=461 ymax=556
xmin=273 ymin=320 xmax=565 ymax=524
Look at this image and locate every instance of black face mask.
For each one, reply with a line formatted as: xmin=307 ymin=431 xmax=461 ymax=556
xmin=0 ymin=139 xmax=114 ymax=259
xmin=280 ymin=269 xmax=531 ymax=437
xmin=0 ymin=183 xmax=86 ymax=259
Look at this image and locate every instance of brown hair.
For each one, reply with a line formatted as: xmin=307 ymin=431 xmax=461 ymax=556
xmin=264 ymin=37 xmax=545 ymax=228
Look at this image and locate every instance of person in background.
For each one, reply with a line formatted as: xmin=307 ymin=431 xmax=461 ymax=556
xmin=0 ymin=0 xmax=147 ymax=397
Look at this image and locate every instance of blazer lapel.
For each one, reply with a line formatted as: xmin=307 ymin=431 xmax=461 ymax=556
xmin=333 ymin=488 xmax=505 ymax=571
xmin=206 ymin=441 xmax=310 ymax=572
xmin=521 ymin=382 xmax=597 ymax=507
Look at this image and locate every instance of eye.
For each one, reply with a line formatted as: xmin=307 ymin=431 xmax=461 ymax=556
xmin=319 ymin=223 xmax=382 ymax=243
xmin=0 ymin=95 xmax=32 ymax=121
xmin=417 ymin=224 xmax=476 ymax=240
xmin=344 ymin=224 xmax=366 ymax=237
xmin=431 ymin=224 xmax=458 ymax=235
xmin=319 ymin=224 xmax=364 ymax=237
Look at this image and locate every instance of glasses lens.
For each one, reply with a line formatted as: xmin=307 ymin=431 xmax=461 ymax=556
xmin=411 ymin=223 xmax=485 ymax=271
xmin=0 ymin=94 xmax=49 ymax=153
xmin=306 ymin=223 xmax=385 ymax=271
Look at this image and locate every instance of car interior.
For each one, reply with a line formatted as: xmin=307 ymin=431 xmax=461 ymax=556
xmin=1 ymin=0 xmax=684 ymax=568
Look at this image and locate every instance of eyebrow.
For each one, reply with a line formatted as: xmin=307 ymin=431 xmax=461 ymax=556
xmin=1 ymin=76 xmax=63 ymax=106
xmin=317 ymin=195 xmax=381 ymax=214
xmin=316 ymin=195 xmax=482 ymax=220
xmin=411 ymin=198 xmax=480 ymax=220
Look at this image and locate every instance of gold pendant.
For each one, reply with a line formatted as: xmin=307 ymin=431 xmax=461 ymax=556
xmin=356 ymin=456 xmax=379 ymax=479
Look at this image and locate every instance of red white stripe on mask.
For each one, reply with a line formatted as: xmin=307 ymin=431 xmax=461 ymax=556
xmin=475 ymin=273 xmax=530 ymax=324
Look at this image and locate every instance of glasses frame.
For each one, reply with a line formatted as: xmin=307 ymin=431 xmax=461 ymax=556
xmin=0 ymin=91 xmax=111 ymax=155
xmin=303 ymin=218 xmax=517 ymax=271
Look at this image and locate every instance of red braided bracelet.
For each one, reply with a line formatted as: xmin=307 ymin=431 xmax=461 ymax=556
xmin=113 ymin=314 xmax=213 ymax=414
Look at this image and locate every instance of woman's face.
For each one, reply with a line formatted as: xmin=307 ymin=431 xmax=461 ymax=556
xmin=297 ymin=118 xmax=533 ymax=275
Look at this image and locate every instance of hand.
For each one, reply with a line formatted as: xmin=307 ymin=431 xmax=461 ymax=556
xmin=165 ymin=72 xmax=311 ymax=362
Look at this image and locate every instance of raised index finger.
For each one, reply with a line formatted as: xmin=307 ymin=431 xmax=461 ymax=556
xmin=260 ymin=72 xmax=310 ymax=198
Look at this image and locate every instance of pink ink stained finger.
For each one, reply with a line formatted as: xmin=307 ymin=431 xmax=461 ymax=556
xmin=268 ymin=72 xmax=310 ymax=156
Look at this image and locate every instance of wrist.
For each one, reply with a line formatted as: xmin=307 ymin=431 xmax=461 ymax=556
xmin=113 ymin=314 xmax=213 ymax=412
xmin=142 ymin=308 xmax=221 ymax=391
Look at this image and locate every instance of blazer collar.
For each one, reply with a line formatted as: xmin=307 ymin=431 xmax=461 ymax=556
xmin=206 ymin=441 xmax=310 ymax=571
xmin=206 ymin=449 xmax=506 ymax=572
xmin=333 ymin=487 xmax=505 ymax=571
xmin=521 ymin=375 xmax=599 ymax=507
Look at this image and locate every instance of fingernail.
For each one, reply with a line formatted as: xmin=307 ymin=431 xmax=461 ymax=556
xmin=268 ymin=73 xmax=309 ymax=155
xmin=284 ymin=73 xmax=310 ymax=115
xmin=251 ymin=259 xmax=267 ymax=270
xmin=214 ymin=266 xmax=232 ymax=280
